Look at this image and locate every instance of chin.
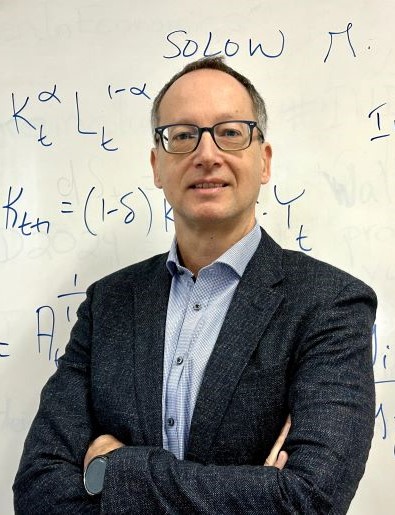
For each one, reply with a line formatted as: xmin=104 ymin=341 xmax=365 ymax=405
xmin=190 ymin=208 xmax=229 ymax=222
xmin=189 ymin=212 xmax=241 ymax=228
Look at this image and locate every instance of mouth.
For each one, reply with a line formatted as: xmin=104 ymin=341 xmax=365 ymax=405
xmin=191 ymin=182 xmax=227 ymax=189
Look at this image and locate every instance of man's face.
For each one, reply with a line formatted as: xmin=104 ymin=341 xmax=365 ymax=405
xmin=150 ymin=69 xmax=272 ymax=233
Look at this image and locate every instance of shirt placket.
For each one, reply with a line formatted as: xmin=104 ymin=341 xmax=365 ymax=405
xmin=164 ymin=272 xmax=210 ymax=459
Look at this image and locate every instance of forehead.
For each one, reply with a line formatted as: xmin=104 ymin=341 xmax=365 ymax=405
xmin=158 ymin=69 xmax=255 ymax=124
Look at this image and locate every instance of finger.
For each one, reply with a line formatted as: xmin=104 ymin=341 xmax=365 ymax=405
xmin=274 ymin=450 xmax=288 ymax=470
xmin=264 ymin=416 xmax=291 ymax=466
xmin=275 ymin=415 xmax=291 ymax=448
xmin=264 ymin=445 xmax=280 ymax=467
xmin=279 ymin=415 xmax=291 ymax=439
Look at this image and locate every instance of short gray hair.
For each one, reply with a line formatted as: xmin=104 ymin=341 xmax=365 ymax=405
xmin=151 ymin=57 xmax=268 ymax=139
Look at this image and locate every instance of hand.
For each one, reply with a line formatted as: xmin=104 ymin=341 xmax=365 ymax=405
xmin=264 ymin=415 xmax=291 ymax=470
xmin=84 ymin=434 xmax=125 ymax=469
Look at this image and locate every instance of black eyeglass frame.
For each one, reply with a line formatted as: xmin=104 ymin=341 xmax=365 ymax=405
xmin=154 ymin=120 xmax=265 ymax=154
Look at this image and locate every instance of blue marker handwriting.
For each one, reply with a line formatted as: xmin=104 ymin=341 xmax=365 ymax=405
xmin=373 ymin=323 xmax=394 ymax=381
xmin=61 ymin=185 xmax=153 ymax=237
xmin=0 ymin=341 xmax=10 ymax=358
xmin=163 ymin=22 xmax=356 ymax=63
xmin=323 ymin=22 xmax=356 ymax=63
xmin=2 ymin=186 xmax=50 ymax=236
xmin=163 ymin=29 xmax=285 ymax=59
xmin=163 ymin=199 xmax=174 ymax=233
xmin=373 ymin=324 xmax=395 ymax=457
xmin=36 ymin=273 xmax=86 ymax=367
xmin=1 ymin=185 xmax=155 ymax=238
xmin=368 ymin=102 xmax=395 ymax=141
xmin=273 ymin=185 xmax=312 ymax=252
xmin=2 ymin=183 xmax=313 ymax=252
xmin=11 ymin=81 xmax=151 ymax=151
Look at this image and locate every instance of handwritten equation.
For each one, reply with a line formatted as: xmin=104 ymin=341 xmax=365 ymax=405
xmin=373 ymin=323 xmax=395 ymax=458
xmin=1 ymin=184 xmax=312 ymax=251
xmin=11 ymin=82 xmax=150 ymax=151
xmin=10 ymin=91 xmax=394 ymax=150
xmin=2 ymin=185 xmax=154 ymax=238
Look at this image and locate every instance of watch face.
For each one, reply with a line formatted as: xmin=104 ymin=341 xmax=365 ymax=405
xmin=84 ymin=456 xmax=108 ymax=495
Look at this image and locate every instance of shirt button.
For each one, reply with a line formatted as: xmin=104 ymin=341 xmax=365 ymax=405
xmin=176 ymin=356 xmax=184 ymax=365
xmin=193 ymin=303 xmax=201 ymax=311
xmin=167 ymin=417 xmax=175 ymax=427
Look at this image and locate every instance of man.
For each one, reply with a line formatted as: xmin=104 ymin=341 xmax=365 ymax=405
xmin=14 ymin=57 xmax=376 ymax=514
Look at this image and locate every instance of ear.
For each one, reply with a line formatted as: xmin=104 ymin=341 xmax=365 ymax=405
xmin=260 ymin=142 xmax=272 ymax=185
xmin=150 ymin=148 xmax=162 ymax=189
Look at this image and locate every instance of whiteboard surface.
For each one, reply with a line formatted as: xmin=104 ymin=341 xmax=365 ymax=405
xmin=1 ymin=1 xmax=394 ymax=513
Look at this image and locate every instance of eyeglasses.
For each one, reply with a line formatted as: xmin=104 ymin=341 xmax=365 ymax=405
xmin=154 ymin=120 xmax=264 ymax=154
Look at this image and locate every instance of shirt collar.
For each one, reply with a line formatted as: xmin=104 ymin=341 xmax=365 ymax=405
xmin=166 ymin=223 xmax=261 ymax=278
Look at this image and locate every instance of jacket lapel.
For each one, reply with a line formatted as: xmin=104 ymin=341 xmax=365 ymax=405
xmin=132 ymin=255 xmax=172 ymax=447
xmin=186 ymin=229 xmax=285 ymax=462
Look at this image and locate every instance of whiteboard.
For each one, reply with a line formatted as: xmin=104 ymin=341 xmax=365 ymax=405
xmin=1 ymin=1 xmax=394 ymax=513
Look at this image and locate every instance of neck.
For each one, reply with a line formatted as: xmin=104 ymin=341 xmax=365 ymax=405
xmin=175 ymin=218 xmax=256 ymax=276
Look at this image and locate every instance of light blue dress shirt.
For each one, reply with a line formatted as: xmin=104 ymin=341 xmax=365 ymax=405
xmin=163 ymin=223 xmax=261 ymax=459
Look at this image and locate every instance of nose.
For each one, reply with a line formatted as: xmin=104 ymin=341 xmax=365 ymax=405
xmin=192 ymin=130 xmax=223 ymax=169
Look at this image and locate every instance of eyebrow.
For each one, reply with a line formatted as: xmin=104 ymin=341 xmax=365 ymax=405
xmin=160 ymin=115 xmax=254 ymax=126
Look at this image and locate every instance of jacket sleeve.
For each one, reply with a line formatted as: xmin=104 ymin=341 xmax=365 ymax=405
xmin=13 ymin=279 xmax=376 ymax=515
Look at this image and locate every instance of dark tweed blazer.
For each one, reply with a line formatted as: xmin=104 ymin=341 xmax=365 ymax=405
xmin=14 ymin=228 xmax=376 ymax=514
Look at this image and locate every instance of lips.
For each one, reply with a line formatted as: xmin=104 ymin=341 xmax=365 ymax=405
xmin=191 ymin=182 xmax=226 ymax=189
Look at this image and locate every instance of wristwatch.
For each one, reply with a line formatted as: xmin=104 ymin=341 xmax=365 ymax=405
xmin=83 ymin=454 xmax=110 ymax=496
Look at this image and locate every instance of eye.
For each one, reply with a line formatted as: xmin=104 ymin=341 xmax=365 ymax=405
xmin=174 ymin=131 xmax=195 ymax=141
xmin=216 ymin=123 xmax=244 ymax=139
xmin=170 ymin=127 xmax=198 ymax=141
xmin=222 ymin=128 xmax=241 ymax=138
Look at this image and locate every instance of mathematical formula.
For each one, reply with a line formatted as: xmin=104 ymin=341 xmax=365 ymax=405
xmin=10 ymin=83 xmax=150 ymax=151
xmin=1 ymin=184 xmax=312 ymax=252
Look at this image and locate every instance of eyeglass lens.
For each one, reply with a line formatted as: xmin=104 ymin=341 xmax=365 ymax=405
xmin=162 ymin=121 xmax=252 ymax=153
